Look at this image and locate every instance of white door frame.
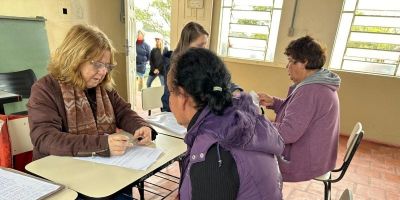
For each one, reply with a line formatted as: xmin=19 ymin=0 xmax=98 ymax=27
xmin=125 ymin=0 xmax=136 ymax=109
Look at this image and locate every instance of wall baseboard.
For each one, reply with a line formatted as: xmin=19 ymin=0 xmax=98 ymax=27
xmin=340 ymin=132 xmax=400 ymax=148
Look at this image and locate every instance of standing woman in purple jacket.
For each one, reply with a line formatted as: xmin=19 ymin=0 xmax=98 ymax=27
xmin=258 ymin=36 xmax=341 ymax=182
xmin=168 ymin=48 xmax=284 ymax=200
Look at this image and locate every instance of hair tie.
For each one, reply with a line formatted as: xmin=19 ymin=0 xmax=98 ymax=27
xmin=213 ymin=86 xmax=222 ymax=92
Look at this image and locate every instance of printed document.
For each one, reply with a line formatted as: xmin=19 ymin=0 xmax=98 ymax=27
xmin=0 ymin=168 xmax=61 ymax=200
xmin=75 ymin=146 xmax=163 ymax=170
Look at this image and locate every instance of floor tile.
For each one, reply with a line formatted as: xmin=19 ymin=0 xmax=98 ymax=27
xmin=133 ymin=94 xmax=400 ymax=200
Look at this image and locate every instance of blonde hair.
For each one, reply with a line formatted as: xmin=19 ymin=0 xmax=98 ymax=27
xmin=48 ymin=24 xmax=117 ymax=90
xmin=156 ymin=38 xmax=164 ymax=51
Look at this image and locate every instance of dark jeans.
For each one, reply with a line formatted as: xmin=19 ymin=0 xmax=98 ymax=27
xmin=146 ymin=75 xmax=165 ymax=87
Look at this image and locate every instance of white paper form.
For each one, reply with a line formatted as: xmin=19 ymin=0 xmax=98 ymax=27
xmin=146 ymin=112 xmax=186 ymax=135
xmin=0 ymin=169 xmax=61 ymax=200
xmin=75 ymin=146 xmax=163 ymax=170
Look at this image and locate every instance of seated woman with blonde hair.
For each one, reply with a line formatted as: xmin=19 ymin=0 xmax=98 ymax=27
xmin=28 ymin=24 xmax=156 ymax=161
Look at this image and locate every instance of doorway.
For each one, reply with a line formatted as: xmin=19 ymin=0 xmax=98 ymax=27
xmin=126 ymin=0 xmax=171 ymax=115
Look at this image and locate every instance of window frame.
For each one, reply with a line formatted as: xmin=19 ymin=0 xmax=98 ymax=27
xmin=329 ymin=0 xmax=400 ymax=77
xmin=217 ymin=0 xmax=283 ymax=63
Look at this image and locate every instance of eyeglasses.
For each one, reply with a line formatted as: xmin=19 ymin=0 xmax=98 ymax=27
xmin=90 ymin=60 xmax=116 ymax=72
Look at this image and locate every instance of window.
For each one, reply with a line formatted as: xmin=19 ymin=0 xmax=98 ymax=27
xmin=330 ymin=0 xmax=400 ymax=76
xmin=218 ymin=0 xmax=283 ymax=62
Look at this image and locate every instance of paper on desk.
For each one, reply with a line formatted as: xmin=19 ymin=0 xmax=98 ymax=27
xmin=0 ymin=168 xmax=61 ymax=200
xmin=146 ymin=112 xmax=186 ymax=135
xmin=75 ymin=146 xmax=163 ymax=170
xmin=248 ymin=90 xmax=260 ymax=107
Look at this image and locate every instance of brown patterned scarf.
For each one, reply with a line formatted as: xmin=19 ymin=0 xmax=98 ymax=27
xmin=59 ymin=82 xmax=116 ymax=135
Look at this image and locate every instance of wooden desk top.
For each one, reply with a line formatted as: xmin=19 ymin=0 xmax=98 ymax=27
xmin=0 ymin=90 xmax=22 ymax=114
xmin=0 ymin=90 xmax=21 ymax=103
xmin=26 ymin=134 xmax=186 ymax=198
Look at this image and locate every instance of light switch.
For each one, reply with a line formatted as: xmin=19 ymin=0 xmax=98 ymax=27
xmin=188 ymin=0 xmax=204 ymax=9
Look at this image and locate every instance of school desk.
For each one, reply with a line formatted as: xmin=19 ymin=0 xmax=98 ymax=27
xmin=26 ymin=134 xmax=186 ymax=199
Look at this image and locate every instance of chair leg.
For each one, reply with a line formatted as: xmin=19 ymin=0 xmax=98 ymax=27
xmin=323 ymin=181 xmax=331 ymax=200
xmin=138 ymin=181 xmax=145 ymax=200
xmin=178 ymin=160 xmax=183 ymax=173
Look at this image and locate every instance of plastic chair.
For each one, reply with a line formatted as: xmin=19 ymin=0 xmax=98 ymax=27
xmin=314 ymin=122 xmax=364 ymax=200
xmin=141 ymin=86 xmax=164 ymax=116
xmin=0 ymin=69 xmax=37 ymax=114
xmin=8 ymin=117 xmax=33 ymax=156
xmin=339 ymin=189 xmax=353 ymax=200
xmin=0 ymin=69 xmax=37 ymax=98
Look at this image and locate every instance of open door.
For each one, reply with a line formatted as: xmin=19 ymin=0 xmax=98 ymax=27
xmin=124 ymin=0 xmax=136 ymax=109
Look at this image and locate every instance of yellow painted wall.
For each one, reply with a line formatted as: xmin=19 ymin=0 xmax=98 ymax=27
xmin=174 ymin=0 xmax=400 ymax=146
xmin=170 ymin=0 xmax=214 ymax=49
xmin=0 ymin=0 xmax=128 ymax=100
xmin=3 ymin=0 xmax=399 ymax=145
xmin=84 ymin=0 xmax=127 ymax=100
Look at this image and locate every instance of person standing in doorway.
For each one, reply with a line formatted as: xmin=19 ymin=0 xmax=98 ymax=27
xmin=161 ymin=22 xmax=242 ymax=112
xmin=136 ymin=30 xmax=151 ymax=91
xmin=147 ymin=33 xmax=168 ymax=88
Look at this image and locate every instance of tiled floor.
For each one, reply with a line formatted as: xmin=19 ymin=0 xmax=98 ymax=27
xmin=130 ymin=134 xmax=400 ymax=200
xmin=283 ymin=138 xmax=400 ymax=200
xmin=134 ymin=86 xmax=400 ymax=200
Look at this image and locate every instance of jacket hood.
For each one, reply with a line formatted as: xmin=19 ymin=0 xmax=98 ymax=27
xmin=293 ymin=68 xmax=341 ymax=93
xmin=186 ymin=93 xmax=284 ymax=156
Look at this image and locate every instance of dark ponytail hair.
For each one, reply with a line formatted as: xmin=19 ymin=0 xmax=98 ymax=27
xmin=168 ymin=48 xmax=232 ymax=115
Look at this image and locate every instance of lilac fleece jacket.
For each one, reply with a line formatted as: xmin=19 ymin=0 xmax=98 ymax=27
xmin=270 ymin=68 xmax=341 ymax=182
xmin=180 ymin=93 xmax=284 ymax=200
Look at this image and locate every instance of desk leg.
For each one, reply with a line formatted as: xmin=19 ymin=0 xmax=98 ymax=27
xmin=178 ymin=160 xmax=182 ymax=173
xmin=0 ymin=105 xmax=5 ymax=115
xmin=138 ymin=181 xmax=145 ymax=200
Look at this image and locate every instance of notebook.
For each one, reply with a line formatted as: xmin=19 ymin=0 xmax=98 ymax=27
xmin=0 ymin=167 xmax=64 ymax=200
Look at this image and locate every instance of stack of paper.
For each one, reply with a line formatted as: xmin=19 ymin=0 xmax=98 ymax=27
xmin=0 ymin=168 xmax=62 ymax=200
xmin=75 ymin=146 xmax=163 ymax=170
xmin=146 ymin=112 xmax=186 ymax=135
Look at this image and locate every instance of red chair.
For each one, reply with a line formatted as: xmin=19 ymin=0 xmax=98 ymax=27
xmin=0 ymin=115 xmax=33 ymax=171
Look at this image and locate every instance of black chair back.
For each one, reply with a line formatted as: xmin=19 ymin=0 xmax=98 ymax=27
xmin=315 ymin=122 xmax=364 ymax=200
xmin=332 ymin=130 xmax=364 ymax=182
xmin=0 ymin=69 xmax=37 ymax=98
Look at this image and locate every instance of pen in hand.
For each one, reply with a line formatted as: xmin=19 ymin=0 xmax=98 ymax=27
xmin=133 ymin=126 xmax=152 ymax=145
xmin=132 ymin=136 xmax=143 ymax=145
xmin=108 ymin=134 xmax=133 ymax=156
